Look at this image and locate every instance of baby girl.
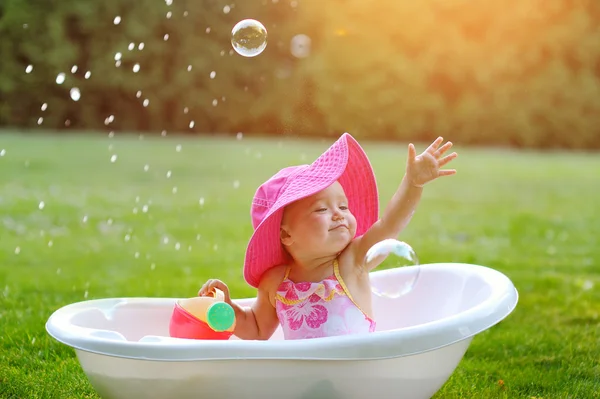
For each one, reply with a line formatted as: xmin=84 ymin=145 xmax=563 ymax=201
xmin=198 ymin=133 xmax=457 ymax=340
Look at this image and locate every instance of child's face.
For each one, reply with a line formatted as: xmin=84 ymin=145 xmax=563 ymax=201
xmin=280 ymin=181 xmax=357 ymax=256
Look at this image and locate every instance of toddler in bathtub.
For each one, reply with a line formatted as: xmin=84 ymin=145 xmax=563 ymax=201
xmin=198 ymin=133 xmax=457 ymax=340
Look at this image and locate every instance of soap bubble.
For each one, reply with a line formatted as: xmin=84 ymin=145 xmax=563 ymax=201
xmin=231 ymin=19 xmax=268 ymax=57
xmin=366 ymin=239 xmax=420 ymax=298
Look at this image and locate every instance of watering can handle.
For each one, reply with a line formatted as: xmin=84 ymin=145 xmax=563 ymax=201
xmin=209 ymin=288 xmax=226 ymax=302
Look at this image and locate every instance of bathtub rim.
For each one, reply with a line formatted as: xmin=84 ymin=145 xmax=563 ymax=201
xmin=46 ymin=262 xmax=518 ymax=362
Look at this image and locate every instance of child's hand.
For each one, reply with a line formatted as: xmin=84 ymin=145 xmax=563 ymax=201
xmin=198 ymin=279 xmax=233 ymax=305
xmin=406 ymin=137 xmax=457 ymax=187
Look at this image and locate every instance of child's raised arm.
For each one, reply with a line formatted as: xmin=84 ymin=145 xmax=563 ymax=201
xmin=354 ymin=137 xmax=457 ymax=270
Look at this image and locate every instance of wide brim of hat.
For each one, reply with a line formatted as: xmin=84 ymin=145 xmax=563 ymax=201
xmin=243 ymin=133 xmax=380 ymax=288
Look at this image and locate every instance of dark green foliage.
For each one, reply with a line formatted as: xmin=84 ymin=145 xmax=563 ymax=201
xmin=1 ymin=0 xmax=599 ymax=148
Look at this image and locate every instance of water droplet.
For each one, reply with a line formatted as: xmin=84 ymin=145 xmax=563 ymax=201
xmin=187 ymin=65 xmax=192 ymax=72
xmin=70 ymin=88 xmax=81 ymax=101
xmin=212 ymin=99 xmax=218 ymax=106
xmin=143 ymin=99 xmax=150 ymax=107
xmin=183 ymin=11 xmax=188 ymax=17
xmin=71 ymin=65 xmax=78 ymax=74
xmin=107 ymin=218 xmax=113 ymax=225
xmin=114 ymin=16 xmax=121 ymax=25
xmin=37 ymin=117 xmax=43 ymax=125
xmin=138 ymin=43 xmax=145 ymax=50
xmin=236 ymin=132 xmax=243 ymax=140
xmin=199 ymin=197 xmax=205 ymax=206
xmin=166 ymin=11 xmax=172 ymax=18
xmin=115 ymin=60 xmax=121 ymax=67
xmin=124 ymin=234 xmax=131 ymax=242
xmin=136 ymin=91 xmax=142 ymax=98
xmin=166 ymin=0 xmax=173 ymax=5
xmin=209 ymin=71 xmax=216 ymax=79
xmin=206 ymin=27 xmax=211 ymax=34
xmin=183 ymin=107 xmax=189 ymax=114
xmin=213 ymin=244 xmax=219 ymax=251
xmin=163 ymin=236 xmax=169 ymax=244
xmin=143 ymin=164 xmax=150 ymax=172
xmin=134 ymin=252 xmax=140 ymax=259
xmin=164 ymin=34 xmax=169 ymax=41
xmin=290 ymin=34 xmax=311 ymax=58
xmin=142 ymin=205 xmax=149 ymax=213
xmin=133 ymin=64 xmax=140 ymax=73
xmin=110 ymin=154 xmax=118 ymax=163
xmin=175 ymin=242 xmax=181 ymax=250
xmin=15 ymin=247 xmax=20 ymax=255
xmin=85 ymin=71 xmax=92 ymax=79
xmin=56 ymin=73 xmax=66 ymax=84
xmin=176 ymin=145 xmax=182 ymax=152
xmin=128 ymin=42 xmax=135 ymax=51
xmin=48 ymin=240 xmax=53 ymax=247
xmin=223 ymin=5 xmax=231 ymax=13
xmin=84 ymin=290 xmax=89 ymax=299
xmin=161 ymin=130 xmax=167 ymax=136
xmin=25 ymin=65 xmax=33 ymax=73
xmin=38 ymin=201 xmax=45 ymax=210
xmin=166 ymin=170 xmax=172 ymax=178
xmin=0 ymin=149 xmax=5 ymax=156
xmin=56 ymin=268 xmax=61 ymax=274
xmin=189 ymin=121 xmax=195 ymax=128
xmin=133 ymin=207 xmax=138 ymax=214
xmin=150 ymin=263 xmax=156 ymax=270
xmin=82 ymin=215 xmax=88 ymax=223
xmin=231 ymin=19 xmax=268 ymax=57
xmin=233 ymin=180 xmax=240 ymax=189
xmin=31 ymin=337 xmax=36 ymax=345
xmin=172 ymin=187 xmax=178 ymax=194
xmin=115 ymin=52 xmax=122 ymax=61
xmin=41 ymin=103 xmax=48 ymax=111
xmin=196 ymin=234 xmax=201 ymax=240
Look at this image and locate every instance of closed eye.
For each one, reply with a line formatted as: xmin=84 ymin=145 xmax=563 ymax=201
xmin=315 ymin=208 xmax=327 ymax=212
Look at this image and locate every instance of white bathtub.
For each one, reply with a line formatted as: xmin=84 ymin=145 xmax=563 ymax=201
xmin=46 ymin=263 xmax=518 ymax=399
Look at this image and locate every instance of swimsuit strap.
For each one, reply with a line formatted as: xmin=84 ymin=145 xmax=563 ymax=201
xmin=333 ymin=259 xmax=370 ymax=318
xmin=283 ymin=265 xmax=291 ymax=281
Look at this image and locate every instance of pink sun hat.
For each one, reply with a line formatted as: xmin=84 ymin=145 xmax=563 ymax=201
xmin=243 ymin=133 xmax=380 ymax=288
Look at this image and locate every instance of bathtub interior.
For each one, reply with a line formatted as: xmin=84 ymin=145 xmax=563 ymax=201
xmin=67 ymin=264 xmax=497 ymax=343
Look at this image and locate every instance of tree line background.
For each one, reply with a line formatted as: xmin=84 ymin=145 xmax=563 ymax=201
xmin=1 ymin=0 xmax=599 ymax=149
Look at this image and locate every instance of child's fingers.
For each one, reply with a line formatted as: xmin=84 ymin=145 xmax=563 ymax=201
xmin=437 ymin=152 xmax=458 ymax=167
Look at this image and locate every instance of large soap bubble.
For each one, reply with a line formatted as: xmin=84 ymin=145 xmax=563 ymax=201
xmin=231 ymin=19 xmax=268 ymax=57
xmin=366 ymin=239 xmax=420 ymax=298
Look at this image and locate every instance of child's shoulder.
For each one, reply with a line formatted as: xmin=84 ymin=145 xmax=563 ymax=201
xmin=258 ymin=264 xmax=288 ymax=307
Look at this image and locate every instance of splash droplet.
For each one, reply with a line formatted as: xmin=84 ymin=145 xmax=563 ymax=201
xmin=223 ymin=5 xmax=231 ymax=13
xmin=210 ymin=71 xmax=216 ymax=79
xmin=70 ymin=88 xmax=81 ymax=101
xmin=56 ymin=73 xmax=66 ymax=84
xmin=290 ymin=34 xmax=311 ymax=58
xmin=176 ymin=145 xmax=182 ymax=152
xmin=115 ymin=52 xmax=122 ymax=61
xmin=38 ymin=201 xmax=45 ymax=210
xmin=231 ymin=19 xmax=268 ymax=57
xmin=113 ymin=16 xmax=121 ymax=25
xmin=71 ymin=65 xmax=78 ymax=74
xmin=85 ymin=71 xmax=92 ymax=79
xmin=133 ymin=64 xmax=140 ymax=73
xmin=25 ymin=65 xmax=33 ymax=73
xmin=41 ymin=103 xmax=48 ymax=111
xmin=110 ymin=154 xmax=118 ymax=163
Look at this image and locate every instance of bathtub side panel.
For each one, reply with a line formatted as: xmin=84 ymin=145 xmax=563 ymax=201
xmin=75 ymin=338 xmax=472 ymax=399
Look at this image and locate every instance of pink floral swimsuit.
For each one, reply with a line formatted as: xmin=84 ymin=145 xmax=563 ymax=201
xmin=275 ymin=260 xmax=376 ymax=340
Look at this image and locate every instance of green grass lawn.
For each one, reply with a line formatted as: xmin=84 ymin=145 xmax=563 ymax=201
xmin=0 ymin=131 xmax=598 ymax=398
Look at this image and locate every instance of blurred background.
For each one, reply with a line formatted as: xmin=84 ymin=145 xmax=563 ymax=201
xmin=2 ymin=0 xmax=599 ymax=149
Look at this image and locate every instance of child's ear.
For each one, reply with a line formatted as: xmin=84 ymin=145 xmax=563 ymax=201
xmin=280 ymin=226 xmax=293 ymax=246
